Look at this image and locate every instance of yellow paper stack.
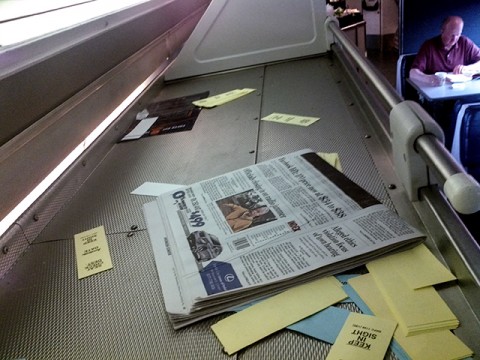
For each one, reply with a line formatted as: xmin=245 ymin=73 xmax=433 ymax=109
xmin=366 ymin=256 xmax=458 ymax=335
xmin=349 ymin=244 xmax=473 ymax=360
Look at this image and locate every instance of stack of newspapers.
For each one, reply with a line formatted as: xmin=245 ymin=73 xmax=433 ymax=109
xmin=143 ymin=149 xmax=425 ymax=329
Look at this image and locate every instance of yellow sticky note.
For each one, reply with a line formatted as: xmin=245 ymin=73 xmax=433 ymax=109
xmin=192 ymin=88 xmax=255 ymax=108
xmin=348 ymin=274 xmax=473 ymax=360
xmin=211 ymin=276 xmax=347 ymax=355
xmin=262 ymin=112 xmax=320 ymax=126
xmin=369 ymin=244 xmax=456 ymax=289
xmin=317 ymin=152 xmax=343 ymax=172
xmin=366 ymin=260 xmax=458 ymax=335
xmin=326 ymin=312 xmax=397 ymax=360
xmin=74 ymin=225 xmax=113 ymax=279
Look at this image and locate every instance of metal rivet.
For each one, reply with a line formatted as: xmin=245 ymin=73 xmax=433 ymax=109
xmin=388 ymin=184 xmax=397 ymax=190
xmin=130 ymin=225 xmax=138 ymax=231
xmin=33 ymin=214 xmax=39 ymax=221
xmin=2 ymin=246 xmax=9 ymax=254
xmin=249 ymin=150 xmax=255 ymax=154
xmin=127 ymin=232 xmax=134 ymax=237
xmin=82 ymin=160 xmax=87 ymax=167
xmin=364 ymin=134 xmax=371 ymax=139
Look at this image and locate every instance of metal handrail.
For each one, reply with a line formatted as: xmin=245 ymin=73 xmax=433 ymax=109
xmin=326 ymin=19 xmax=480 ymax=318
xmin=326 ymin=19 xmax=402 ymax=110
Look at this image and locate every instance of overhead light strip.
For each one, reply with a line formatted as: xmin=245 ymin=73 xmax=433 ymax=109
xmin=0 ymin=69 xmax=160 ymax=238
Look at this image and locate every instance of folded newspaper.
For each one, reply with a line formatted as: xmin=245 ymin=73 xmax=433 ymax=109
xmin=143 ymin=149 xmax=425 ymax=329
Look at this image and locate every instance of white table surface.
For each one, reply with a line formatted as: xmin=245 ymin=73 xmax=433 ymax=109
xmin=408 ymin=77 xmax=480 ymax=101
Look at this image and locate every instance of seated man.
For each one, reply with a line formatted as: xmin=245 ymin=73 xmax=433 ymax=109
xmin=409 ymin=16 xmax=480 ymax=149
xmin=410 ymin=16 xmax=480 ymax=86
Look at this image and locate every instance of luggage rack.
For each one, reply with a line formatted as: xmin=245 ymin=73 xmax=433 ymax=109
xmin=0 ymin=4 xmax=479 ymax=359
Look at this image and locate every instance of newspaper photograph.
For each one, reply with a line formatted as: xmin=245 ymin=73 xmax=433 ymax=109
xmin=143 ymin=149 xmax=425 ymax=328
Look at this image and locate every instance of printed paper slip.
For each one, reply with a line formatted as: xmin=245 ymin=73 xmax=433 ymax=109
xmin=211 ymin=276 xmax=347 ymax=355
xmin=262 ymin=112 xmax=320 ymax=126
xmin=326 ymin=312 xmax=396 ymax=360
xmin=342 ymin=283 xmax=409 ymax=360
xmin=347 ymin=274 xmax=473 ymax=360
xmin=192 ymin=88 xmax=255 ymax=108
xmin=74 ymin=225 xmax=113 ymax=279
xmin=367 ymin=244 xmax=456 ymax=289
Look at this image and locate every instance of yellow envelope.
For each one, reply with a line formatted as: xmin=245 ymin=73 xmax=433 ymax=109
xmin=211 ymin=276 xmax=347 ymax=355
xmin=366 ymin=260 xmax=458 ymax=335
xmin=348 ymin=274 xmax=472 ymax=360
xmin=368 ymin=244 xmax=456 ymax=289
xmin=317 ymin=152 xmax=343 ymax=172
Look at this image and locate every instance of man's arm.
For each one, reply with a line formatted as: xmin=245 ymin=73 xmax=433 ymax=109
xmin=454 ymin=60 xmax=480 ymax=75
xmin=409 ymin=68 xmax=443 ymax=86
xmin=453 ymin=37 xmax=480 ymax=74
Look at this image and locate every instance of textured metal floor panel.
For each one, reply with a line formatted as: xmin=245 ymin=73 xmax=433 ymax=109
xmin=0 ymin=232 xmax=230 ymax=359
xmin=0 ymin=56 xmax=472 ymax=359
xmin=257 ymin=57 xmax=394 ymax=209
xmin=36 ymin=67 xmax=264 ymax=242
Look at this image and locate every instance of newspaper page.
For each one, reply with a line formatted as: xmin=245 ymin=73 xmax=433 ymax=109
xmin=143 ymin=149 xmax=424 ymax=328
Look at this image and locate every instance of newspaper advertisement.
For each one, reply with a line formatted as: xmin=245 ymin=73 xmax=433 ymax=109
xmin=143 ymin=149 xmax=424 ymax=326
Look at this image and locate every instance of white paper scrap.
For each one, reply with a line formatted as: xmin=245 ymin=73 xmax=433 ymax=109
xmin=121 ymin=117 xmax=158 ymax=141
xmin=131 ymin=182 xmax=184 ymax=197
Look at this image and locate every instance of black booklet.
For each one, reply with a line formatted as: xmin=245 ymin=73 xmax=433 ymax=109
xmin=120 ymin=91 xmax=209 ymax=141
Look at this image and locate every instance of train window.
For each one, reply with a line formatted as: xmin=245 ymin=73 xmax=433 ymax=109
xmin=0 ymin=0 xmax=160 ymax=237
